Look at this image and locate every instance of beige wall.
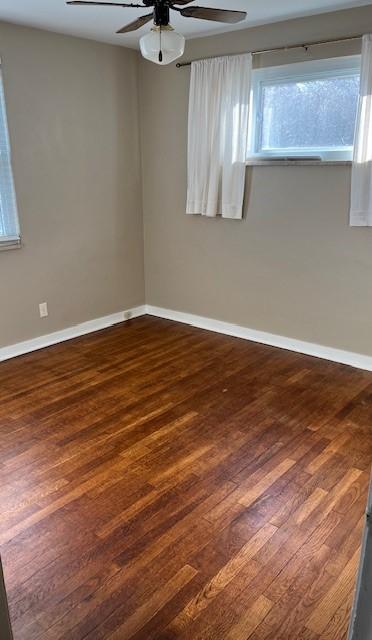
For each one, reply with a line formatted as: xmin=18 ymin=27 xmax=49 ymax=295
xmin=3 ymin=7 xmax=372 ymax=357
xmin=139 ymin=4 xmax=372 ymax=357
xmin=0 ymin=21 xmax=144 ymax=348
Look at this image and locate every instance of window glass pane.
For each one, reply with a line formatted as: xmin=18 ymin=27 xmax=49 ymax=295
xmin=260 ymin=74 xmax=360 ymax=151
xmin=0 ymin=70 xmax=20 ymax=240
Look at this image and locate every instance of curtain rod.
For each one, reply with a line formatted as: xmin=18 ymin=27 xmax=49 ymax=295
xmin=175 ymin=34 xmax=363 ymax=67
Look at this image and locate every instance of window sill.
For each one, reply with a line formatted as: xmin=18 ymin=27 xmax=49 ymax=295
xmin=0 ymin=238 xmax=22 ymax=252
xmin=246 ymin=159 xmax=352 ymax=167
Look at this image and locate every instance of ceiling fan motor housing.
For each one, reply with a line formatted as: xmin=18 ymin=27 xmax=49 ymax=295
xmin=153 ymin=1 xmax=170 ymax=27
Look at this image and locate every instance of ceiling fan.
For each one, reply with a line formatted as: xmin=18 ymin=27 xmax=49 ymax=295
xmin=66 ymin=0 xmax=247 ymax=65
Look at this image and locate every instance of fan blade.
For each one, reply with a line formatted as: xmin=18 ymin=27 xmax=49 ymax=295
xmin=117 ymin=13 xmax=153 ymax=33
xmin=180 ymin=6 xmax=246 ymax=23
xmin=170 ymin=1 xmax=196 ymax=5
xmin=67 ymin=2 xmax=144 ymax=7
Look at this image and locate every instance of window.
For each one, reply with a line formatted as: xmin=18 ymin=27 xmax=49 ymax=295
xmin=248 ymin=55 xmax=361 ymax=162
xmin=0 ymin=67 xmax=20 ymax=249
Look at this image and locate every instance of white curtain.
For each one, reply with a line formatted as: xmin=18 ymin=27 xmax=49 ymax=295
xmin=350 ymin=34 xmax=372 ymax=226
xmin=186 ymin=54 xmax=252 ymax=220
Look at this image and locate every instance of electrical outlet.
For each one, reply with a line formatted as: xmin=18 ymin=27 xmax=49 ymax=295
xmin=39 ymin=302 xmax=48 ymax=318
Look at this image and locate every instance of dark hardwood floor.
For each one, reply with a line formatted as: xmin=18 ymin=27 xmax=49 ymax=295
xmin=1 ymin=315 xmax=371 ymax=639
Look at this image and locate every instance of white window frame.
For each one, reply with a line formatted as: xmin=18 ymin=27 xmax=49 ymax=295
xmin=248 ymin=55 xmax=361 ymax=162
xmin=0 ymin=65 xmax=21 ymax=251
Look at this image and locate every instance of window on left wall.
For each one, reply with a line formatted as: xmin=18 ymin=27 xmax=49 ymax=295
xmin=0 ymin=67 xmax=20 ymax=250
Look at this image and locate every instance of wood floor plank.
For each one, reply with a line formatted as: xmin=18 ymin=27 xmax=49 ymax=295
xmin=227 ymin=595 xmax=274 ymax=639
xmin=183 ymin=523 xmax=277 ymax=620
xmin=238 ymin=458 xmax=297 ymax=507
xmin=306 ymin=548 xmax=361 ymax=635
xmin=107 ymin=565 xmax=197 ymax=640
xmin=318 ymin=584 xmax=355 ymax=640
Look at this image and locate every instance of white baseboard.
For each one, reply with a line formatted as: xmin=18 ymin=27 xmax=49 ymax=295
xmin=146 ymin=305 xmax=372 ymax=373
xmin=0 ymin=305 xmax=146 ymax=362
xmin=2 ymin=303 xmax=372 ymax=373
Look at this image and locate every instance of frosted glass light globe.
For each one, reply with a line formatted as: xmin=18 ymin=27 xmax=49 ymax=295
xmin=140 ymin=27 xmax=185 ymax=65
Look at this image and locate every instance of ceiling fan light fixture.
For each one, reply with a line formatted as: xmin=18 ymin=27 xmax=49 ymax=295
xmin=140 ymin=25 xmax=185 ymax=65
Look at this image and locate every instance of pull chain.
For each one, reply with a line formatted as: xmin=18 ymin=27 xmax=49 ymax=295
xmin=159 ymin=26 xmax=163 ymax=63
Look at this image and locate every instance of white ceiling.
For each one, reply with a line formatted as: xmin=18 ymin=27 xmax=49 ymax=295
xmin=0 ymin=0 xmax=372 ymax=48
